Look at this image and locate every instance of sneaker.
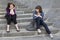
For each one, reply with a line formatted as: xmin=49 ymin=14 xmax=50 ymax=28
xmin=49 ymin=34 xmax=53 ymax=38
xmin=37 ymin=29 xmax=41 ymax=33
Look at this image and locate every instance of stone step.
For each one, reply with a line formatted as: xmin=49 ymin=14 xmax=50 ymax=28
xmin=0 ymin=13 xmax=33 ymax=19
xmin=0 ymin=22 xmax=53 ymax=30
xmin=0 ymin=11 xmax=33 ymax=15
xmin=0 ymin=2 xmax=28 ymax=8
xmin=0 ymin=17 xmax=32 ymax=23
xmin=0 ymin=29 xmax=36 ymax=37
xmin=0 ymin=17 xmax=53 ymax=25
xmin=0 ymin=8 xmax=33 ymax=13
xmin=0 ymin=27 xmax=59 ymax=37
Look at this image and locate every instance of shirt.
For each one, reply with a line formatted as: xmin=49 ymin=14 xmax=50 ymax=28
xmin=10 ymin=9 xmax=14 ymax=15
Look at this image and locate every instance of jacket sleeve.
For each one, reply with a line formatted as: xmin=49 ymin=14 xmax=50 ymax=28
xmin=6 ymin=8 xmax=10 ymax=15
xmin=33 ymin=11 xmax=38 ymax=19
xmin=41 ymin=12 xmax=44 ymax=19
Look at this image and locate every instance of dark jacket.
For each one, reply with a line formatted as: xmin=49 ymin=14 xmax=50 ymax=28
xmin=6 ymin=8 xmax=16 ymax=15
xmin=33 ymin=11 xmax=44 ymax=20
xmin=5 ymin=8 xmax=16 ymax=18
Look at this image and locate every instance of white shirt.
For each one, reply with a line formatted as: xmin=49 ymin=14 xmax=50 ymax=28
xmin=34 ymin=13 xmax=42 ymax=18
xmin=10 ymin=9 xmax=14 ymax=15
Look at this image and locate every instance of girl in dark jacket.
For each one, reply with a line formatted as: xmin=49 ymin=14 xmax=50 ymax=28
xmin=5 ymin=3 xmax=20 ymax=32
xmin=33 ymin=5 xmax=53 ymax=38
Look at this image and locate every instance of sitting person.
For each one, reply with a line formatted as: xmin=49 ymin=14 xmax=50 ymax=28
xmin=5 ymin=3 xmax=20 ymax=32
xmin=33 ymin=5 xmax=53 ymax=38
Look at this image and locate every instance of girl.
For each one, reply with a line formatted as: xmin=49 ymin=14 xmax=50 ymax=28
xmin=33 ymin=5 xmax=53 ymax=38
xmin=5 ymin=3 xmax=20 ymax=32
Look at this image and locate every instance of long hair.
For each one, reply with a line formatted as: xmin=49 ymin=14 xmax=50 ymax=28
xmin=6 ymin=3 xmax=15 ymax=9
xmin=35 ymin=5 xmax=43 ymax=13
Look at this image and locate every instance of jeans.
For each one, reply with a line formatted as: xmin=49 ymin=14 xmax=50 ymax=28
xmin=35 ymin=17 xmax=51 ymax=34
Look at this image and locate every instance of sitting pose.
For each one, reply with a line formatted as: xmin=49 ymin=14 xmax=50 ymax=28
xmin=5 ymin=3 xmax=20 ymax=32
xmin=33 ymin=5 xmax=53 ymax=38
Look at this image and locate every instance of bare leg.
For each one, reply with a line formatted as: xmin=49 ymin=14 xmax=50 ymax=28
xmin=15 ymin=24 xmax=20 ymax=32
xmin=6 ymin=25 xmax=10 ymax=32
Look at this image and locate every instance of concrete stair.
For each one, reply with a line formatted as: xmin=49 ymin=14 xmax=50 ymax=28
xmin=0 ymin=26 xmax=59 ymax=37
xmin=0 ymin=0 xmax=59 ymax=37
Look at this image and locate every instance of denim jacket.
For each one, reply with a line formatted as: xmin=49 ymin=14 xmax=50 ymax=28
xmin=33 ymin=11 xmax=44 ymax=20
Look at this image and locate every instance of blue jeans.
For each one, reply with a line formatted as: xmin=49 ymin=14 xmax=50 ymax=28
xmin=35 ymin=17 xmax=51 ymax=34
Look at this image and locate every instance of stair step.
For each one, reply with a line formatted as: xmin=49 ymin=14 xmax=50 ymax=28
xmin=0 ymin=11 xmax=24 ymax=15
xmin=0 ymin=28 xmax=59 ymax=37
xmin=0 ymin=11 xmax=33 ymax=15
xmin=17 ymin=8 xmax=33 ymax=13
xmin=0 ymin=22 xmax=53 ymax=30
xmin=0 ymin=17 xmax=53 ymax=25
xmin=0 ymin=17 xmax=32 ymax=23
xmin=0 ymin=13 xmax=33 ymax=19
xmin=0 ymin=8 xmax=33 ymax=13
xmin=0 ymin=4 xmax=28 ymax=8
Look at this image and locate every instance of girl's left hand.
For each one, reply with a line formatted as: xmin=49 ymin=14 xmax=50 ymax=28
xmin=40 ymin=16 xmax=42 ymax=18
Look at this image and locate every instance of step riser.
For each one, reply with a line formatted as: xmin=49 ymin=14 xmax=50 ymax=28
xmin=0 ymin=17 xmax=33 ymax=23
xmin=0 ymin=11 xmax=23 ymax=13
xmin=0 ymin=9 xmax=33 ymax=13
xmin=0 ymin=22 xmax=53 ymax=30
xmin=0 ymin=15 xmax=33 ymax=19
xmin=0 ymin=19 xmax=32 ymax=24
xmin=0 ymin=29 xmax=58 ymax=37
xmin=0 ymin=12 xmax=33 ymax=15
xmin=0 ymin=18 xmax=47 ymax=24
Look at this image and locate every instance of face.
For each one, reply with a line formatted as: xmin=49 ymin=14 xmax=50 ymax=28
xmin=35 ymin=9 xmax=39 ymax=13
xmin=10 ymin=4 xmax=14 ymax=9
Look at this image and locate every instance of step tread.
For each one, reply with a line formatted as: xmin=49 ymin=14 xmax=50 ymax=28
xmin=0 ymin=28 xmax=59 ymax=37
xmin=0 ymin=13 xmax=33 ymax=17
xmin=0 ymin=22 xmax=53 ymax=30
xmin=0 ymin=17 xmax=33 ymax=20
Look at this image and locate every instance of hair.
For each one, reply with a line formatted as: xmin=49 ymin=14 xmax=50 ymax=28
xmin=6 ymin=3 xmax=15 ymax=9
xmin=35 ymin=5 xmax=43 ymax=13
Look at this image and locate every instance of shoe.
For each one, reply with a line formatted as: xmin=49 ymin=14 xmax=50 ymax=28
xmin=6 ymin=30 xmax=10 ymax=33
xmin=49 ymin=34 xmax=53 ymax=38
xmin=15 ymin=24 xmax=20 ymax=32
xmin=37 ymin=29 xmax=41 ymax=34
xmin=16 ymin=29 xmax=20 ymax=32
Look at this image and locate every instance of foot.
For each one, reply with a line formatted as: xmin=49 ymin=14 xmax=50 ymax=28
xmin=6 ymin=30 xmax=10 ymax=33
xmin=16 ymin=29 xmax=20 ymax=32
xmin=15 ymin=24 xmax=20 ymax=32
xmin=37 ymin=29 xmax=41 ymax=34
xmin=49 ymin=34 xmax=53 ymax=38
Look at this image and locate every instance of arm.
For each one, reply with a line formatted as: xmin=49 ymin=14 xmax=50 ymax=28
xmin=41 ymin=12 xmax=44 ymax=19
xmin=33 ymin=11 xmax=38 ymax=19
xmin=6 ymin=8 xmax=10 ymax=15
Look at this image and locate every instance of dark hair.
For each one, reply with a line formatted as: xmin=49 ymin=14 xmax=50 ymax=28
xmin=35 ymin=5 xmax=43 ymax=13
xmin=6 ymin=3 xmax=15 ymax=9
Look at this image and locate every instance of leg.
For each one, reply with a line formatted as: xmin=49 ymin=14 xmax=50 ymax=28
xmin=39 ymin=18 xmax=53 ymax=38
xmin=12 ymin=15 xmax=20 ymax=31
xmin=42 ymin=22 xmax=51 ymax=34
xmin=42 ymin=22 xmax=53 ymax=38
xmin=35 ymin=17 xmax=41 ymax=29
xmin=35 ymin=17 xmax=42 ymax=33
xmin=6 ymin=16 xmax=11 ymax=32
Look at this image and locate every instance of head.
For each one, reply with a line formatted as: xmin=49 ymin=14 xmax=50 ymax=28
xmin=6 ymin=3 xmax=15 ymax=9
xmin=35 ymin=5 xmax=42 ymax=13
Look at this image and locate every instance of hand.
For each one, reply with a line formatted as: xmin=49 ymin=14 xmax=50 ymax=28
xmin=9 ymin=7 xmax=15 ymax=10
xmin=10 ymin=13 xmax=14 ymax=15
xmin=40 ymin=16 xmax=42 ymax=18
xmin=10 ymin=9 xmax=15 ymax=15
